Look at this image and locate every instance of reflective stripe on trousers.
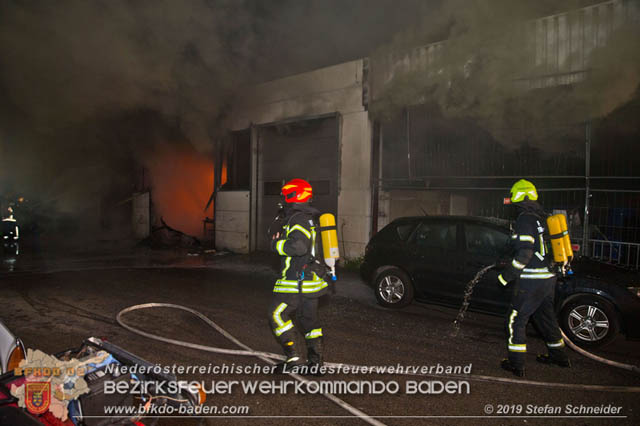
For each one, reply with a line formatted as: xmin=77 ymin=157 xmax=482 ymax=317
xmin=305 ymin=328 xmax=323 ymax=339
xmin=507 ymin=309 xmax=527 ymax=353
xmin=272 ymin=303 xmax=294 ymax=336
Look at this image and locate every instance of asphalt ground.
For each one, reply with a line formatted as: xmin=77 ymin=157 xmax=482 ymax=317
xmin=1 ymin=250 xmax=639 ymax=426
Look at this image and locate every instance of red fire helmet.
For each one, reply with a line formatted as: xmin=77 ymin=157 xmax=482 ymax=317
xmin=281 ymin=178 xmax=312 ymax=203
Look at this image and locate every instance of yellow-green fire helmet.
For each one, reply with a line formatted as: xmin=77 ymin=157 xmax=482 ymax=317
xmin=509 ymin=179 xmax=538 ymax=203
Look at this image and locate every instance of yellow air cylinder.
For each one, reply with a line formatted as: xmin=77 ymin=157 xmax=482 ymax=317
xmin=557 ymin=213 xmax=573 ymax=259
xmin=547 ymin=214 xmax=568 ymax=264
xmin=319 ymin=213 xmax=339 ymax=279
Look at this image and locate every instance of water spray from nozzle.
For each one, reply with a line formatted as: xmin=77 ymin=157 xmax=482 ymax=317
xmin=451 ymin=264 xmax=496 ymax=337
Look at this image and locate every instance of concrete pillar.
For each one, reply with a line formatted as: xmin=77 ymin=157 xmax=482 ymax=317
xmin=337 ymin=110 xmax=372 ymax=259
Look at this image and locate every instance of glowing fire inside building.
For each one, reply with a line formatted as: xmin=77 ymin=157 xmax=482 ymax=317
xmin=145 ymin=144 xmax=223 ymax=238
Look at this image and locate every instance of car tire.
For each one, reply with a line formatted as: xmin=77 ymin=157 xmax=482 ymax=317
xmin=374 ymin=268 xmax=414 ymax=309
xmin=559 ymin=296 xmax=620 ymax=348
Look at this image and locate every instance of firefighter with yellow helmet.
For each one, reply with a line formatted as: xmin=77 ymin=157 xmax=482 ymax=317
xmin=268 ymin=178 xmax=329 ymax=374
xmin=498 ymin=179 xmax=570 ymax=377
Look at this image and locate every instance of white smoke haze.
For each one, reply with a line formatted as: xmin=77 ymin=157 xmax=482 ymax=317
xmin=370 ymin=0 xmax=640 ymax=151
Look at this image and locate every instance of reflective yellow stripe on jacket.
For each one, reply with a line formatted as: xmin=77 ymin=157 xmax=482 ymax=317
xmin=273 ymin=219 xmax=327 ymax=294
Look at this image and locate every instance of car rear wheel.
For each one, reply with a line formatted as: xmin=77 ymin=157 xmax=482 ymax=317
xmin=374 ymin=268 xmax=414 ymax=308
xmin=559 ymin=296 xmax=620 ymax=348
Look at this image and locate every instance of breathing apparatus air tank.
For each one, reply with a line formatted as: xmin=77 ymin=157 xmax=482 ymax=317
xmin=557 ymin=213 xmax=573 ymax=259
xmin=547 ymin=213 xmax=573 ymax=275
xmin=319 ymin=213 xmax=339 ymax=280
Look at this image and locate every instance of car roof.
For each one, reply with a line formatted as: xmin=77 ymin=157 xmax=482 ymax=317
xmin=392 ymin=215 xmax=511 ymax=230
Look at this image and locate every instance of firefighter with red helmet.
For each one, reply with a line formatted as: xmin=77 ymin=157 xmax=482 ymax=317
xmin=498 ymin=180 xmax=570 ymax=377
xmin=268 ymin=178 xmax=328 ymax=374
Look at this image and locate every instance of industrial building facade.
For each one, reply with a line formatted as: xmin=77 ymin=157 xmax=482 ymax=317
xmin=217 ymin=59 xmax=372 ymax=259
xmin=217 ymin=0 xmax=640 ymax=267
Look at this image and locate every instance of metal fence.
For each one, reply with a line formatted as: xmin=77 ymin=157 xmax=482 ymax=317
xmin=588 ymin=239 xmax=640 ymax=269
xmin=377 ymin=102 xmax=640 ymax=269
xmin=370 ymin=0 xmax=640 ymax=268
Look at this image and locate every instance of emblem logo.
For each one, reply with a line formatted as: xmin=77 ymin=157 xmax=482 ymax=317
xmin=25 ymin=381 xmax=51 ymax=415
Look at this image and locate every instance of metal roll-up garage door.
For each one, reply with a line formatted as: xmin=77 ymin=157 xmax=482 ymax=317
xmin=257 ymin=115 xmax=339 ymax=250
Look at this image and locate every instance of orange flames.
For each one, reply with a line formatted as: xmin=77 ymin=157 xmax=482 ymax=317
xmin=146 ymin=144 xmax=214 ymax=238
xmin=221 ymin=157 xmax=228 ymax=187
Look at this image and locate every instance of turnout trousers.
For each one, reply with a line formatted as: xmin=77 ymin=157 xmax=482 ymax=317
xmin=268 ymin=292 xmax=323 ymax=361
xmin=506 ymin=277 xmax=567 ymax=369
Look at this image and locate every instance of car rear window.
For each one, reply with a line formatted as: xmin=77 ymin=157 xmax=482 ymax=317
xmin=465 ymin=224 xmax=510 ymax=256
xmin=413 ymin=221 xmax=457 ymax=250
xmin=373 ymin=221 xmax=418 ymax=243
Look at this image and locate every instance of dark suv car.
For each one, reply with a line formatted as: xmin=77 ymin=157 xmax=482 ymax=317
xmin=360 ymin=216 xmax=640 ymax=347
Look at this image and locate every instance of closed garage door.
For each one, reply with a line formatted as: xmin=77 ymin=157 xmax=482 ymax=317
xmin=257 ymin=115 xmax=339 ymax=250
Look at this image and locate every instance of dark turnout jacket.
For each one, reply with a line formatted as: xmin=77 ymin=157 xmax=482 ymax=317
xmin=499 ymin=201 xmax=555 ymax=285
xmin=271 ymin=204 xmax=328 ymax=297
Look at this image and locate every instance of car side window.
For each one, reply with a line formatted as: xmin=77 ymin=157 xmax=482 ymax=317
xmin=396 ymin=223 xmax=417 ymax=241
xmin=465 ymin=224 xmax=510 ymax=256
xmin=412 ymin=222 xmax=456 ymax=251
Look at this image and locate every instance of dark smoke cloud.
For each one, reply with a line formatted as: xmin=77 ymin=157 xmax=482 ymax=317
xmin=0 ymin=0 xmax=434 ymax=234
xmin=0 ymin=0 xmax=256 ymax=219
xmin=0 ymin=1 xmax=251 ymax=152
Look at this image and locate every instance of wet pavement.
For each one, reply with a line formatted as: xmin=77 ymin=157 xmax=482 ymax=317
xmin=1 ymin=248 xmax=639 ymax=425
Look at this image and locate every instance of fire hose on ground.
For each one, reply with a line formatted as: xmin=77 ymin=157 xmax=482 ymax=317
xmin=117 ymin=302 xmax=640 ymax=425
xmin=118 ymin=303 xmax=386 ymax=426
xmin=560 ymin=329 xmax=640 ymax=374
xmin=452 ymin=264 xmax=640 ymax=374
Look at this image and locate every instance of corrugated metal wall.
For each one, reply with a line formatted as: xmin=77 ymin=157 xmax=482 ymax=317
xmin=371 ymin=41 xmax=445 ymax=94
xmin=522 ymin=0 xmax=640 ymax=89
xmin=371 ymin=0 xmax=640 ymax=98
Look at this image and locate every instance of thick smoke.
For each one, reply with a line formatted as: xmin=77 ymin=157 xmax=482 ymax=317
xmin=370 ymin=0 xmax=640 ymax=151
xmin=0 ymin=0 xmax=252 ymax=149
xmin=6 ymin=0 xmax=630 ymax=241
xmin=0 ymin=0 xmax=432 ymax=240
xmin=0 ymin=0 xmax=254 ymax=237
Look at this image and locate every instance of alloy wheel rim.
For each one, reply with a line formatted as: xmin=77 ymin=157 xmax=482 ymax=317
xmin=379 ymin=275 xmax=405 ymax=303
xmin=567 ymin=304 xmax=609 ymax=342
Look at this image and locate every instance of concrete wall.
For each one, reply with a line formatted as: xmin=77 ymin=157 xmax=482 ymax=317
xmin=231 ymin=60 xmax=366 ymax=130
xmin=215 ymin=191 xmax=250 ymax=253
xmin=228 ymin=59 xmax=371 ymax=259
xmin=376 ymin=190 xmax=469 ymax=231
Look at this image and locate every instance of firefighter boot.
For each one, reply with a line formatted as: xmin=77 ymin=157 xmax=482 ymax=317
xmin=273 ymin=341 xmax=304 ymax=374
xmin=536 ymin=349 xmax=571 ymax=368
xmin=500 ymin=358 xmax=525 ymax=377
xmin=305 ymin=337 xmax=325 ymax=377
